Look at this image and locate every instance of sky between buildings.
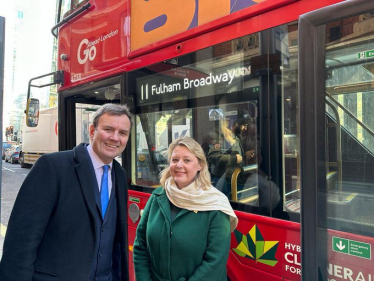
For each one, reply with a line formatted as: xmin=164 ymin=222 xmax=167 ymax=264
xmin=0 ymin=0 xmax=56 ymax=134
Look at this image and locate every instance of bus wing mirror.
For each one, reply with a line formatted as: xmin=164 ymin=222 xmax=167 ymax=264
xmin=26 ymin=98 xmax=40 ymax=127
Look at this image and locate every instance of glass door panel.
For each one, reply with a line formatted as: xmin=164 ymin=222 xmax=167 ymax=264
xmin=322 ymin=11 xmax=374 ymax=279
xmin=299 ymin=1 xmax=374 ymax=280
xmin=325 ymin=24 xmax=374 ymax=233
xmin=282 ymin=22 xmax=300 ymax=214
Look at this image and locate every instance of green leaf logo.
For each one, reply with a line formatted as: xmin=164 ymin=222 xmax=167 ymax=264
xmin=232 ymin=224 xmax=279 ymax=266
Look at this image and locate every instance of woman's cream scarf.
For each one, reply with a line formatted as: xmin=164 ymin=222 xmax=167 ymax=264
xmin=164 ymin=177 xmax=238 ymax=232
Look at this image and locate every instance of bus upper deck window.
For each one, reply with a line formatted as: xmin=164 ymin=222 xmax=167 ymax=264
xmin=62 ymin=0 xmax=88 ymax=19
xmin=73 ymin=0 xmax=87 ymax=9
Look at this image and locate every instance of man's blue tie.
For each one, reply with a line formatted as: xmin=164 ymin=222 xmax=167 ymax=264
xmin=100 ymin=165 xmax=109 ymax=219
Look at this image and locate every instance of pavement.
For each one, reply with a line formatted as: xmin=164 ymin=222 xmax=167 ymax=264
xmin=0 ymin=161 xmax=30 ymax=260
xmin=0 ymin=223 xmax=5 ymax=259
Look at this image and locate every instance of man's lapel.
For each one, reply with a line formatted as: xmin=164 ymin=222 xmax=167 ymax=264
xmin=113 ymin=160 xmax=128 ymax=224
xmin=74 ymin=144 xmax=98 ymax=219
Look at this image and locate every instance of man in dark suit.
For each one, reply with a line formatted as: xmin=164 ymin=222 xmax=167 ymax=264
xmin=0 ymin=103 xmax=132 ymax=281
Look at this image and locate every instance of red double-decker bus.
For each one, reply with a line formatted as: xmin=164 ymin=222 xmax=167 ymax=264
xmin=26 ymin=0 xmax=374 ymax=280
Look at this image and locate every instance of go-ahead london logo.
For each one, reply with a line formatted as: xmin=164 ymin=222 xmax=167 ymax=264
xmin=232 ymin=224 xmax=279 ymax=266
xmin=77 ymin=30 xmax=119 ymax=65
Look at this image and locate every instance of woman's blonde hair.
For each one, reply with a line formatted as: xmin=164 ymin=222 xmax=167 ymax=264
xmin=159 ymin=136 xmax=212 ymax=190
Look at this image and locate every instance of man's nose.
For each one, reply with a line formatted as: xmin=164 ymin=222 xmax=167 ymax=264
xmin=110 ymin=131 xmax=120 ymax=140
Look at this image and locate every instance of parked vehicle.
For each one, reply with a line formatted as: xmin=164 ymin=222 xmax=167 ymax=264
xmin=20 ymin=107 xmax=58 ymax=168
xmin=2 ymin=141 xmax=17 ymax=160
xmin=5 ymin=145 xmax=20 ymax=164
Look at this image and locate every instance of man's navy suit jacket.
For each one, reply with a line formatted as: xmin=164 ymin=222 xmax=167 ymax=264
xmin=0 ymin=143 xmax=129 ymax=281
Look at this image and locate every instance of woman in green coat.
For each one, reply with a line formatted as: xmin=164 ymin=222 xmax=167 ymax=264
xmin=133 ymin=136 xmax=238 ymax=281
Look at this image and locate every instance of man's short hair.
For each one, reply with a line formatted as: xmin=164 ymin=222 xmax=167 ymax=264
xmin=92 ymin=103 xmax=132 ymax=129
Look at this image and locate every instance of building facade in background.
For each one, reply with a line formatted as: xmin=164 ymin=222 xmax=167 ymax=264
xmin=0 ymin=0 xmax=57 ymax=140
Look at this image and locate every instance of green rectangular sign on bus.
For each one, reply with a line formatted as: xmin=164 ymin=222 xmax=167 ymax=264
xmin=332 ymin=236 xmax=371 ymax=260
xmin=357 ymin=50 xmax=374 ymax=60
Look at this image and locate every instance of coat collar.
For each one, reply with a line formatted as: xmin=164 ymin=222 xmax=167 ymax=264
xmin=112 ymin=159 xmax=128 ymax=223
xmin=153 ymin=188 xmax=190 ymax=222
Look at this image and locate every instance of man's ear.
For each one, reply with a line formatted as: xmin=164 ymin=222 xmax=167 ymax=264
xmin=89 ymin=125 xmax=95 ymax=140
